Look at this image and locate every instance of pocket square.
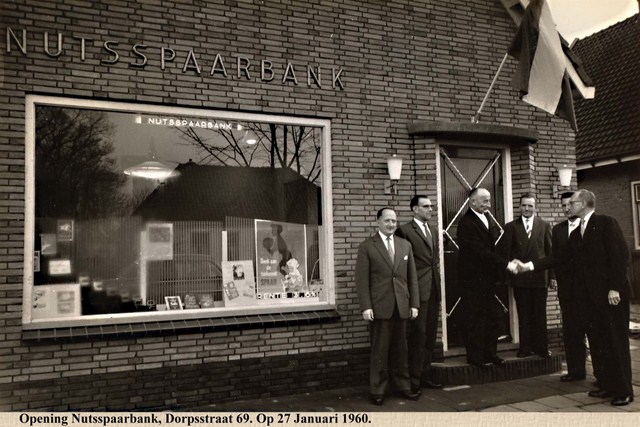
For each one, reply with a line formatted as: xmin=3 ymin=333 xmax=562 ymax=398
xmin=403 ymin=255 xmax=408 ymax=260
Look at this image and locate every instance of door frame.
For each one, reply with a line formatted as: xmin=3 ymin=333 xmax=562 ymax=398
xmin=434 ymin=140 xmax=516 ymax=352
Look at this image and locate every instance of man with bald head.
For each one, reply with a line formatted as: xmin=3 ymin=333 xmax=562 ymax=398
xmin=457 ymin=188 xmax=517 ymax=367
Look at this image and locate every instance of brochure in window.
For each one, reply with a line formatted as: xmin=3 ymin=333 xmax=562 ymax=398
xmin=255 ymin=220 xmax=318 ymax=303
xmin=144 ymin=223 xmax=173 ymax=261
xmin=40 ymin=233 xmax=57 ymax=255
xmin=221 ymin=260 xmax=256 ymax=307
xmin=164 ymin=296 xmax=183 ymax=310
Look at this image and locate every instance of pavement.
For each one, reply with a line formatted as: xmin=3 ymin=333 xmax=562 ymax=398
xmin=191 ymin=334 xmax=640 ymax=413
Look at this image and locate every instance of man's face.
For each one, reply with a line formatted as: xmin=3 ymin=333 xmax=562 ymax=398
xmin=470 ymin=190 xmax=491 ymax=214
xmin=377 ymin=209 xmax=398 ymax=236
xmin=413 ymin=197 xmax=434 ymax=222
xmin=561 ymin=197 xmax=574 ymax=219
xmin=568 ymin=194 xmax=586 ymax=218
xmin=519 ymin=197 xmax=536 ymax=218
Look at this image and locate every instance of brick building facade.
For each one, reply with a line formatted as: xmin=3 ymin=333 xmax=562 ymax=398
xmin=0 ymin=0 xmax=576 ymax=411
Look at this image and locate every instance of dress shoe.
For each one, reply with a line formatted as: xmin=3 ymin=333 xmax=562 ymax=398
xmin=400 ymin=390 xmax=420 ymax=401
xmin=410 ymin=385 xmax=422 ymax=396
xmin=588 ymin=389 xmax=612 ymax=398
xmin=611 ymin=395 xmax=634 ymax=406
xmin=423 ymin=379 xmax=443 ymax=389
xmin=536 ymin=350 xmax=551 ymax=358
xmin=560 ymin=373 xmax=586 ymax=382
xmin=371 ymin=395 xmax=384 ymax=406
xmin=516 ymin=350 xmax=531 ymax=358
xmin=490 ymin=356 xmax=506 ymax=366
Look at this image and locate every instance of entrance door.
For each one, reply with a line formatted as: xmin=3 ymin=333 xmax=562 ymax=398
xmin=438 ymin=145 xmax=512 ymax=350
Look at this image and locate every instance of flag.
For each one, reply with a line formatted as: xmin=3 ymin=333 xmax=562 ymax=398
xmin=508 ymin=0 xmax=587 ymax=131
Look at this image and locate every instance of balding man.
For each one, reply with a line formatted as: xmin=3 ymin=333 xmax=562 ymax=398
xmin=457 ymin=188 xmax=517 ymax=367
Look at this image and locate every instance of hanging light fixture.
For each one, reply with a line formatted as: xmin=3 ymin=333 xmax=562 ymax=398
xmin=124 ymin=161 xmax=177 ymax=181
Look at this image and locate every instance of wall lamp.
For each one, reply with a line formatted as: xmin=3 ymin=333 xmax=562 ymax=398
xmin=553 ymin=164 xmax=573 ymax=197
xmin=384 ymin=155 xmax=403 ymax=195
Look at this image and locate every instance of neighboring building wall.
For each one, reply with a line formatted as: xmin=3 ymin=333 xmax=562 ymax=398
xmin=0 ymin=0 xmax=575 ymax=410
xmin=578 ymin=160 xmax=640 ymax=300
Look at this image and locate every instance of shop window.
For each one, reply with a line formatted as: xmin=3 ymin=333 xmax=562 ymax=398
xmin=24 ymin=96 xmax=334 ymax=328
xmin=633 ymin=181 xmax=640 ymax=250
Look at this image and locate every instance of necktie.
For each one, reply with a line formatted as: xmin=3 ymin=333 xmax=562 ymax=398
xmin=525 ymin=218 xmax=532 ymax=239
xmin=386 ymin=236 xmax=394 ymax=262
xmin=422 ymin=222 xmax=431 ymax=238
xmin=580 ymin=218 xmax=586 ymax=236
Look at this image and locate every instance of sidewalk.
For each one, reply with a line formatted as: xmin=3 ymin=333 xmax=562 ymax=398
xmin=191 ymin=335 xmax=640 ymax=413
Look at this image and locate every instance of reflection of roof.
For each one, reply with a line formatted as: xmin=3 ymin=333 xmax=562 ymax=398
xmin=134 ymin=162 xmax=320 ymax=224
xmin=573 ymin=15 xmax=640 ymax=163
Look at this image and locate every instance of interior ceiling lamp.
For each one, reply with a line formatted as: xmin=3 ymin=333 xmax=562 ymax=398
xmin=124 ymin=160 xmax=177 ymax=181
xmin=385 ymin=155 xmax=403 ymax=195
xmin=553 ymin=164 xmax=573 ymax=197
xmin=125 ymin=140 xmax=178 ymax=181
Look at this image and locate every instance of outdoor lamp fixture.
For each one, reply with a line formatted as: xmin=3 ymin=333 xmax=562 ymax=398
xmin=553 ymin=164 xmax=573 ymax=197
xmin=384 ymin=155 xmax=403 ymax=195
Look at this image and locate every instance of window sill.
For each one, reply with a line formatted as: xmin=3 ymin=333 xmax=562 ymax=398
xmin=21 ymin=309 xmax=340 ymax=341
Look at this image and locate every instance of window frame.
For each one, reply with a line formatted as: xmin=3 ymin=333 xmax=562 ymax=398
xmin=23 ymin=95 xmax=336 ymax=329
xmin=632 ymin=180 xmax=640 ymax=250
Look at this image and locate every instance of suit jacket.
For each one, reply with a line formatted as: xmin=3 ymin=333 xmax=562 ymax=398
xmin=396 ymin=220 xmax=441 ymax=303
xmin=355 ymin=233 xmax=419 ymax=319
xmin=457 ymin=208 xmax=508 ymax=290
xmin=501 ymin=216 xmax=552 ymax=288
xmin=536 ymin=213 xmax=631 ymax=304
xmin=551 ymin=220 xmax=574 ymax=301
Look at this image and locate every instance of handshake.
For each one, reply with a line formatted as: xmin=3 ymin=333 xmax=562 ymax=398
xmin=507 ymin=259 xmax=533 ymax=275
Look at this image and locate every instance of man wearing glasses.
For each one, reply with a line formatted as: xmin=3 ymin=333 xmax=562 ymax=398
xmin=519 ymin=190 xmax=633 ymax=406
xmin=396 ymin=195 xmax=443 ymax=394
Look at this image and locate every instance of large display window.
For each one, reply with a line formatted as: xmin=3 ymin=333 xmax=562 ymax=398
xmin=23 ymin=96 xmax=335 ymax=328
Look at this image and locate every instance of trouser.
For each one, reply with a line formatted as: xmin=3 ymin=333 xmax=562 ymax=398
xmin=462 ymin=288 xmax=501 ymax=364
xmin=369 ymin=305 xmax=410 ymax=396
xmin=559 ymin=297 xmax=588 ymax=376
xmin=513 ymin=287 xmax=548 ymax=354
xmin=408 ymin=293 xmax=439 ymax=388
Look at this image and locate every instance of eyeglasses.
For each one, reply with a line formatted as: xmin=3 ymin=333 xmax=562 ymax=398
xmin=568 ymin=201 xmax=582 ymax=205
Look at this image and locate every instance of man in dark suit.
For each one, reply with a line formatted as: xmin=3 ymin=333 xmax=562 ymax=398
xmin=550 ymin=191 xmax=591 ymax=382
xmin=356 ymin=207 xmax=420 ymax=405
xmin=501 ymin=193 xmax=552 ymax=358
xmin=396 ymin=195 xmax=442 ymax=394
xmin=457 ymin=188 xmax=517 ymax=367
xmin=521 ymin=189 xmax=633 ymax=406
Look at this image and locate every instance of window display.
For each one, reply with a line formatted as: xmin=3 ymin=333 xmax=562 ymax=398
xmin=24 ymin=96 xmax=334 ymax=327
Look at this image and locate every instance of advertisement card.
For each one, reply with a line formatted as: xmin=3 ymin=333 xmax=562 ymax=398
xmin=221 ymin=260 xmax=256 ymax=307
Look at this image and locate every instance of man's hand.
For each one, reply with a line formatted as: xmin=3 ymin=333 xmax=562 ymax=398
xmin=410 ymin=308 xmax=419 ymax=319
xmin=608 ymin=290 xmax=621 ymax=306
xmin=549 ymin=279 xmax=558 ymax=291
xmin=362 ymin=309 xmax=374 ymax=321
xmin=507 ymin=260 xmax=519 ymax=274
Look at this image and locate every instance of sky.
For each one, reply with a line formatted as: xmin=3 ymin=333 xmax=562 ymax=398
xmin=547 ymin=0 xmax=638 ymax=41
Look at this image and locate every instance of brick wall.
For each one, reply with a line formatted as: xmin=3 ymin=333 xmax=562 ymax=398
xmin=0 ymin=0 xmax=576 ymax=410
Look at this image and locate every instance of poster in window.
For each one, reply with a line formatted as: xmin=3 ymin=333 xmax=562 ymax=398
xmin=40 ymin=233 xmax=57 ymax=256
xmin=255 ymin=220 xmax=318 ymax=303
xmin=31 ymin=283 xmax=81 ymax=320
xmin=145 ymin=223 xmax=173 ymax=260
xmin=221 ymin=260 xmax=256 ymax=307
xmin=56 ymin=219 xmax=74 ymax=242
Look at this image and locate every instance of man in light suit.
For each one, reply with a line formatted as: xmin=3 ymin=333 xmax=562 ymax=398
xmin=550 ymin=191 xmax=591 ymax=382
xmin=457 ymin=188 xmax=517 ymax=367
xmin=501 ymin=193 xmax=552 ymax=358
xmin=356 ymin=207 xmax=420 ymax=405
xmin=396 ymin=195 xmax=442 ymax=393
xmin=521 ymin=189 xmax=633 ymax=406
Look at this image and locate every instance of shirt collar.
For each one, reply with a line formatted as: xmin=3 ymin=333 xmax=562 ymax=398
xmin=522 ymin=216 xmax=534 ymax=224
xmin=582 ymin=210 xmax=595 ymax=227
xmin=378 ymin=231 xmax=393 ymax=241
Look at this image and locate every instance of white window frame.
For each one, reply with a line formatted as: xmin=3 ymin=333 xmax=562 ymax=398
xmin=632 ymin=181 xmax=640 ymax=250
xmin=23 ymin=95 xmax=335 ymax=328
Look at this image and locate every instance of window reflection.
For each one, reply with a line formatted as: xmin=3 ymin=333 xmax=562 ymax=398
xmin=32 ymin=105 xmax=325 ymax=321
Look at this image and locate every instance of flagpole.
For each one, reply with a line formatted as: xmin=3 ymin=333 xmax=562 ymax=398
xmin=471 ymin=53 xmax=509 ymax=124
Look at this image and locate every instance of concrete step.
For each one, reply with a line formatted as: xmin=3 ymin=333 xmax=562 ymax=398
xmin=430 ymin=353 xmax=562 ymax=386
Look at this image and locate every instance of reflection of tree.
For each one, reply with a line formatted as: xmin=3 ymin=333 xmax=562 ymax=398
xmin=36 ymin=107 xmax=126 ymax=219
xmin=174 ymin=124 xmax=321 ymax=183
